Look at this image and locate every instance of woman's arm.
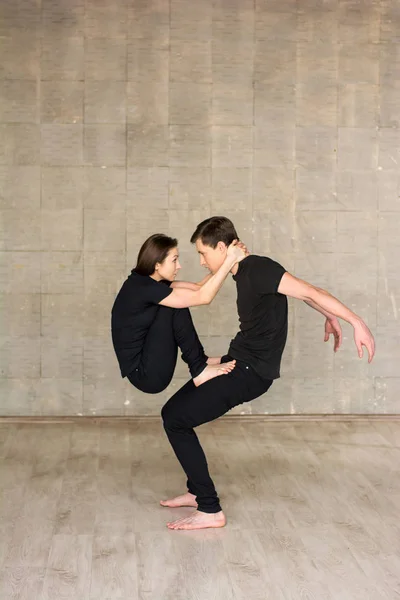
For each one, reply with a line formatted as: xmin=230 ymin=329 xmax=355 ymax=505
xmin=159 ymin=245 xmax=244 ymax=309
xmin=170 ymin=273 xmax=212 ymax=291
xmin=196 ymin=273 xmax=213 ymax=287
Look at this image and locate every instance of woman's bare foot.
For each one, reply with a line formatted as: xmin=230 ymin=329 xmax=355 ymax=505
xmin=206 ymin=356 xmax=221 ymax=366
xmin=160 ymin=492 xmax=198 ymax=508
xmin=193 ymin=361 xmax=235 ymax=387
xmin=167 ymin=510 xmax=226 ymax=530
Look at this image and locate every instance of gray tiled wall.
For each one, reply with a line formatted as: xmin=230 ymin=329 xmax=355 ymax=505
xmin=1 ymin=0 xmax=399 ymax=416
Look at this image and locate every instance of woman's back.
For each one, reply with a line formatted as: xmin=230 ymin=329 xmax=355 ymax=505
xmin=111 ymin=271 xmax=172 ymax=378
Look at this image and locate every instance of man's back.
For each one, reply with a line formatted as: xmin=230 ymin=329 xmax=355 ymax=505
xmin=228 ymin=254 xmax=288 ymax=380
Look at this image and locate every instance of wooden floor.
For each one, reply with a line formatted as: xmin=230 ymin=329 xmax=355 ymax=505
xmin=0 ymin=420 xmax=399 ymax=600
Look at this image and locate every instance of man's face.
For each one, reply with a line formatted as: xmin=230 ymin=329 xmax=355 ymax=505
xmin=195 ymin=239 xmax=227 ymax=274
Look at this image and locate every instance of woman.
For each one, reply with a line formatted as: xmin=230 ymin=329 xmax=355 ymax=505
xmin=111 ymin=233 xmax=246 ymax=394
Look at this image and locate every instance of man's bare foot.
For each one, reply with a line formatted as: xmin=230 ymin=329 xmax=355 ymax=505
xmin=167 ymin=510 xmax=226 ymax=530
xmin=193 ymin=361 xmax=235 ymax=387
xmin=206 ymin=356 xmax=221 ymax=366
xmin=160 ymin=492 xmax=198 ymax=508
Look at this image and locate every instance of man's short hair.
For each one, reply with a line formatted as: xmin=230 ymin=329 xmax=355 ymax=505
xmin=190 ymin=216 xmax=238 ymax=248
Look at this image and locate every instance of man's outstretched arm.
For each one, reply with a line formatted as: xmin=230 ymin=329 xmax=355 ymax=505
xmin=278 ymin=272 xmax=375 ymax=362
xmin=303 ymin=297 xmax=335 ymax=320
xmin=303 ymin=298 xmax=343 ymax=352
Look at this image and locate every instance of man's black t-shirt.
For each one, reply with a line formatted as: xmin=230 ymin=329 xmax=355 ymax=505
xmin=111 ymin=271 xmax=173 ymax=377
xmin=228 ymin=255 xmax=288 ymax=380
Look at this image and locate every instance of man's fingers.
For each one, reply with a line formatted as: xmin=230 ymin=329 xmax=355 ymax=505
xmin=363 ymin=342 xmax=372 ymax=362
xmin=355 ymin=334 xmax=376 ymax=362
xmin=324 ymin=331 xmax=329 ymax=342
xmin=336 ymin=331 xmax=342 ymax=351
xmin=367 ymin=341 xmax=375 ymax=363
xmin=334 ymin=335 xmax=339 ymax=352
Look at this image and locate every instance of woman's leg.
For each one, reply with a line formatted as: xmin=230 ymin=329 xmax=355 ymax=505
xmin=171 ymin=307 xmax=208 ymax=378
xmin=128 ymin=306 xmax=207 ymax=394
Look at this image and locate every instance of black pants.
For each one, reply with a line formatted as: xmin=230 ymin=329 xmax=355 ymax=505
xmin=161 ymin=355 xmax=273 ymax=513
xmin=127 ymin=305 xmax=207 ymax=394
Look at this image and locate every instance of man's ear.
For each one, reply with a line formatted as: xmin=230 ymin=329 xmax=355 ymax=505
xmin=217 ymin=241 xmax=227 ymax=253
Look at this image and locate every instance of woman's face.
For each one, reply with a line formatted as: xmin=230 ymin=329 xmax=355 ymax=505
xmin=155 ymin=247 xmax=182 ymax=281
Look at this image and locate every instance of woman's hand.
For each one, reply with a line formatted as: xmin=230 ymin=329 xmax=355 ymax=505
xmin=226 ymin=239 xmax=248 ymax=263
xmin=236 ymin=241 xmax=250 ymax=257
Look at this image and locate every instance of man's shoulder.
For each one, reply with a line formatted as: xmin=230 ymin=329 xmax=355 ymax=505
xmin=243 ymin=255 xmax=286 ymax=278
xmin=237 ymin=255 xmax=269 ymax=280
xmin=244 ymin=254 xmax=274 ymax=268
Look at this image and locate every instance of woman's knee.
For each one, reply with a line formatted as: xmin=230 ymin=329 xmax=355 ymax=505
xmin=144 ymin=382 xmax=167 ymax=394
xmin=129 ymin=373 xmax=169 ymax=395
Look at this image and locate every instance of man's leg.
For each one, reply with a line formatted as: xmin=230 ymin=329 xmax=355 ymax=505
xmin=161 ymin=357 xmax=273 ymax=530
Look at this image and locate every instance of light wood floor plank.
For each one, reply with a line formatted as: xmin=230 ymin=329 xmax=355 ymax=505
xmin=0 ymin=567 xmax=45 ymax=600
xmin=0 ymin=420 xmax=399 ymax=599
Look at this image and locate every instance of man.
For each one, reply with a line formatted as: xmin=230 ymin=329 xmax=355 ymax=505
xmin=159 ymin=216 xmax=375 ymax=531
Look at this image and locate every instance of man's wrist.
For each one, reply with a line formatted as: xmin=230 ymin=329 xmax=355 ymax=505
xmin=349 ymin=314 xmax=363 ymax=328
xmin=326 ymin=313 xmax=338 ymax=321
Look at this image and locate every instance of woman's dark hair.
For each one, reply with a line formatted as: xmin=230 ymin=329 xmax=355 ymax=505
xmin=134 ymin=234 xmax=178 ymax=276
xmin=190 ymin=216 xmax=238 ymax=248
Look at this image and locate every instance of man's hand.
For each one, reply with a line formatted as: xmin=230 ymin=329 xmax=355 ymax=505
xmin=353 ymin=319 xmax=375 ymax=363
xmin=324 ymin=317 xmax=342 ymax=352
xmin=226 ymin=239 xmax=247 ymax=263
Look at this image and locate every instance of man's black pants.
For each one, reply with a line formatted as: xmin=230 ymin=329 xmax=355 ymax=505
xmin=161 ymin=355 xmax=273 ymax=513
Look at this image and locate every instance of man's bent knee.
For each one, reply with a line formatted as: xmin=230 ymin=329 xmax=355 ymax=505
xmin=161 ymin=403 xmax=168 ymax=423
xmin=161 ymin=402 xmax=175 ymax=427
xmin=161 ymin=401 xmax=187 ymax=431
